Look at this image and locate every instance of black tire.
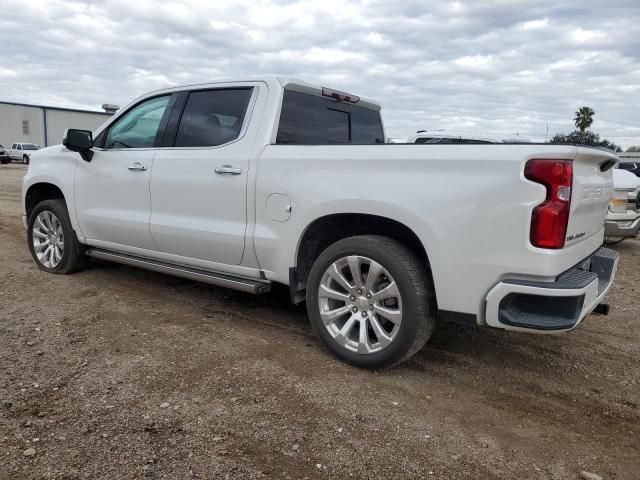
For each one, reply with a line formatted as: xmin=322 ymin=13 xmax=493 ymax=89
xmin=27 ymin=199 xmax=87 ymax=274
xmin=0 ymin=159 xmax=8 ymax=165
xmin=306 ymin=235 xmax=436 ymax=368
xmin=23 ymin=155 xmax=29 ymax=165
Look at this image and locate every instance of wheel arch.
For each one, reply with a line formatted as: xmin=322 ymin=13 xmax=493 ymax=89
xmin=25 ymin=182 xmax=67 ymax=220
xmin=290 ymin=213 xmax=436 ymax=304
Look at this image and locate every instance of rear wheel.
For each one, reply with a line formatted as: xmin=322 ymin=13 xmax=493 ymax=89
xmin=306 ymin=235 xmax=435 ymax=368
xmin=23 ymin=155 xmax=29 ymax=165
xmin=27 ymin=199 xmax=87 ymax=274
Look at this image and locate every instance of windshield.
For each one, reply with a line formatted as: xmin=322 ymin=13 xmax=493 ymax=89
xmin=22 ymin=144 xmax=40 ymax=150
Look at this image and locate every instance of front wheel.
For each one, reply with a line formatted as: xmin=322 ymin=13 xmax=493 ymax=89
xmin=27 ymin=199 xmax=87 ymax=274
xmin=306 ymin=235 xmax=436 ymax=368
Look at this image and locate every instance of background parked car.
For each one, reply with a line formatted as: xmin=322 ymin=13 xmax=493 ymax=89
xmin=407 ymin=131 xmax=503 ymax=144
xmin=618 ymin=161 xmax=640 ymax=177
xmin=8 ymin=143 xmax=40 ymax=164
xmin=0 ymin=145 xmax=9 ymax=164
xmin=605 ymin=169 xmax=640 ymax=239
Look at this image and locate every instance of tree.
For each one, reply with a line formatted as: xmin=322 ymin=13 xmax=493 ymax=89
xmin=550 ymin=130 xmax=622 ymax=152
xmin=574 ymin=106 xmax=595 ymax=132
xmin=626 ymin=146 xmax=640 ymax=152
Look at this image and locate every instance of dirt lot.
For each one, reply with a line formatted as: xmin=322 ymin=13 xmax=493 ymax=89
xmin=0 ymin=163 xmax=638 ymax=480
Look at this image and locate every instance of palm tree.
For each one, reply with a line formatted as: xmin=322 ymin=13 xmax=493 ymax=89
xmin=574 ymin=106 xmax=595 ymax=133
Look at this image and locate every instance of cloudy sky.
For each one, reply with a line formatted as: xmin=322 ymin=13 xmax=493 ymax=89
xmin=1 ymin=0 xmax=639 ymax=146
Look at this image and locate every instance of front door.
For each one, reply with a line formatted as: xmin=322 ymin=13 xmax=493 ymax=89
xmin=74 ymin=94 xmax=172 ymax=251
xmin=149 ymin=87 xmax=257 ymax=266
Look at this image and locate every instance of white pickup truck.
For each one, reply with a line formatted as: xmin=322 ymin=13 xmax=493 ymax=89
xmin=9 ymin=142 xmax=40 ymax=164
xmin=605 ymin=169 xmax=640 ymax=238
xmin=22 ymin=77 xmax=619 ymax=367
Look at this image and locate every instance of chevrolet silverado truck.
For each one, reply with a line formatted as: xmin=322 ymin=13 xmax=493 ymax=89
xmin=605 ymin=169 xmax=640 ymax=238
xmin=22 ymin=77 xmax=619 ymax=368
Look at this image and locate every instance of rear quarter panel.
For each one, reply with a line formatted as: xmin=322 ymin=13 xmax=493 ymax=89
xmin=254 ymin=144 xmax=609 ymax=319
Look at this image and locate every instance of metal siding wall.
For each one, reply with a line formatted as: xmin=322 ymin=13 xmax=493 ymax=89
xmin=45 ymin=110 xmax=110 ymax=146
xmin=0 ymin=104 xmax=45 ymax=147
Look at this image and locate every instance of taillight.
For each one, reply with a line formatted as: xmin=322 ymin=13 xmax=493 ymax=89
xmin=524 ymin=159 xmax=573 ymax=249
xmin=609 ymin=190 xmax=628 ymax=214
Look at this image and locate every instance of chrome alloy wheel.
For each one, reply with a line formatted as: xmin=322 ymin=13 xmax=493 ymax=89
xmin=318 ymin=255 xmax=403 ymax=354
xmin=32 ymin=211 xmax=64 ymax=269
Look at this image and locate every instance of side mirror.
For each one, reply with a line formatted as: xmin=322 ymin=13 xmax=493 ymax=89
xmin=63 ymin=129 xmax=94 ymax=162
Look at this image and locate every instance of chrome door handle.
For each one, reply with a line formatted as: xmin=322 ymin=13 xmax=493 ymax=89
xmin=128 ymin=162 xmax=147 ymax=171
xmin=215 ymin=165 xmax=242 ymax=175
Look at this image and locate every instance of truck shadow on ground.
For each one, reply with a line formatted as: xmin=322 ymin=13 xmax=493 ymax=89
xmin=87 ymin=258 xmax=578 ymax=379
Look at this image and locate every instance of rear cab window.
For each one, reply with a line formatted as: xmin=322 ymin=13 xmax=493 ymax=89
xmin=276 ymin=89 xmax=384 ymax=145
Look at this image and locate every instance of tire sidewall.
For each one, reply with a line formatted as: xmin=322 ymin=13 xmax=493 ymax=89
xmin=306 ymin=236 xmax=428 ymax=368
xmin=27 ymin=200 xmax=75 ymax=274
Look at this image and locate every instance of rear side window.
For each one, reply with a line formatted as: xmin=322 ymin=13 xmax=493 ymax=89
xmin=619 ymin=163 xmax=636 ymax=170
xmin=276 ymin=90 xmax=384 ymax=145
xmin=174 ymin=88 xmax=253 ymax=147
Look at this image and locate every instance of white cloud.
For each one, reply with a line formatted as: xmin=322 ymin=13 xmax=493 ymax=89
xmin=0 ymin=0 xmax=639 ymax=147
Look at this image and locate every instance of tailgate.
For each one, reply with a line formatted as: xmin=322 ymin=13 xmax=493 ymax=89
xmin=565 ymin=147 xmax=616 ymax=246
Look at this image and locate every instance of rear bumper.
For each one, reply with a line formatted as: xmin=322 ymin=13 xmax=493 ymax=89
xmin=485 ymin=247 xmax=619 ymax=332
xmin=605 ymin=217 xmax=640 ymax=237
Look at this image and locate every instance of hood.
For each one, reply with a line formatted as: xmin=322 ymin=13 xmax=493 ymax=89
xmin=612 ymin=169 xmax=640 ymax=190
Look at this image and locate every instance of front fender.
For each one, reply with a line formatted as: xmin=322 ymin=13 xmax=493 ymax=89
xmin=22 ymin=146 xmax=82 ymax=239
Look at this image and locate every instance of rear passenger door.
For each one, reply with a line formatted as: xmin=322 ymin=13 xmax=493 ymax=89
xmin=149 ymin=85 xmax=261 ymax=266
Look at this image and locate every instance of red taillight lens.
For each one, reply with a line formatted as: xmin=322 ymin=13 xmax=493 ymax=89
xmin=524 ymin=159 xmax=573 ymax=249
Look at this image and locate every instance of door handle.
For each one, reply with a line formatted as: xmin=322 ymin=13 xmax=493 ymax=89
xmin=215 ymin=165 xmax=242 ymax=175
xmin=128 ymin=162 xmax=147 ymax=171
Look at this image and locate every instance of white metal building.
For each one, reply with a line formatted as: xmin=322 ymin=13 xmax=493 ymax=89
xmin=0 ymin=101 xmax=113 ymax=148
xmin=618 ymin=152 xmax=640 ymax=161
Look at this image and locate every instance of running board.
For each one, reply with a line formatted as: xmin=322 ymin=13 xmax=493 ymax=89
xmin=85 ymin=248 xmax=271 ymax=294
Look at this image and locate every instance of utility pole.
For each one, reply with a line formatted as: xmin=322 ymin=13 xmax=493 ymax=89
xmin=545 ymin=123 xmax=549 ymax=143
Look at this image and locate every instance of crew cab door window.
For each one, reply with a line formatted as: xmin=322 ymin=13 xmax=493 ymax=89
xmin=104 ymin=95 xmax=171 ymax=149
xmin=173 ymin=88 xmax=253 ymax=147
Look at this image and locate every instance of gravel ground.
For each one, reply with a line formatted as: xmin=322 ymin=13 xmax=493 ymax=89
xmin=1 ymin=163 xmax=639 ymax=480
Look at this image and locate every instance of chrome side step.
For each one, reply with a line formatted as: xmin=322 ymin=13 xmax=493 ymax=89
xmin=85 ymin=248 xmax=271 ymax=294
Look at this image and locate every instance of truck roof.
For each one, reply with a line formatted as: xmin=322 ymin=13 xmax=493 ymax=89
xmin=142 ymin=76 xmax=382 ymax=112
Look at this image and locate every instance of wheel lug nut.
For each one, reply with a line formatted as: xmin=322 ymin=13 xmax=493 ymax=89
xmin=361 ymin=311 xmax=367 ymax=318
xmin=366 ymin=293 xmax=371 ymax=299
xmin=349 ymin=295 xmax=355 ymax=302
xmin=352 ymin=307 xmax=358 ymax=313
xmin=357 ymin=289 xmax=362 ymax=295
xmin=369 ymin=304 xmax=374 ymax=310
